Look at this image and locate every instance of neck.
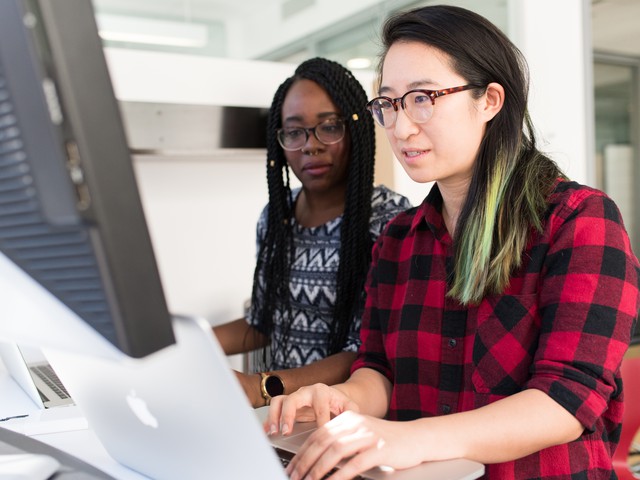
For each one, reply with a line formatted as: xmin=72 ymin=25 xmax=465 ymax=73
xmin=439 ymin=182 xmax=469 ymax=236
xmin=295 ymin=186 xmax=346 ymax=228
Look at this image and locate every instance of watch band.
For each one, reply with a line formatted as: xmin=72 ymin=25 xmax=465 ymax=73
xmin=259 ymin=372 xmax=285 ymax=406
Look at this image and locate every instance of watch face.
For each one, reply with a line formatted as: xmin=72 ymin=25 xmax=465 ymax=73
xmin=265 ymin=375 xmax=284 ymax=397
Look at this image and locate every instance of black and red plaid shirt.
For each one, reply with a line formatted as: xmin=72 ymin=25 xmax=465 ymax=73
xmin=352 ymin=180 xmax=640 ymax=479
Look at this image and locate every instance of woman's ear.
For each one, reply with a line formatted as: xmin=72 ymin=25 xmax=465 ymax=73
xmin=481 ymin=82 xmax=504 ymax=121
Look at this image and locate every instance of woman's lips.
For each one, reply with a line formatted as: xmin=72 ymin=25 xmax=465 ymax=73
xmin=303 ymin=162 xmax=332 ymax=175
xmin=401 ymin=149 xmax=429 ymax=165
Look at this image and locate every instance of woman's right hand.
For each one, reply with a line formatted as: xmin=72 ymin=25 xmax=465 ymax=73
xmin=266 ymin=384 xmax=430 ymax=480
xmin=264 ymin=383 xmax=359 ymax=435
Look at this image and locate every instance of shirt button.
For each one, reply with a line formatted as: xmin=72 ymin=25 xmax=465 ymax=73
xmin=441 ymin=404 xmax=451 ymax=414
xmin=448 ymin=338 xmax=457 ymax=348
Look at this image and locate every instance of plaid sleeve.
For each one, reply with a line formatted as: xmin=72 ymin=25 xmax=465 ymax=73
xmin=527 ymin=186 xmax=640 ymax=431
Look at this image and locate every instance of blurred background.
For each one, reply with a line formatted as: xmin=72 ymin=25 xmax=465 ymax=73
xmin=87 ymin=0 xmax=639 ymax=341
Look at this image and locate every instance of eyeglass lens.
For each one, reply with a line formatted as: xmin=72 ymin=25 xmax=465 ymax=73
xmin=367 ymin=85 xmax=477 ymax=128
xmin=277 ymin=118 xmax=345 ymax=151
xmin=369 ymin=91 xmax=434 ymax=128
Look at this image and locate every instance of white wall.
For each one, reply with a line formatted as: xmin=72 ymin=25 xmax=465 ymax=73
xmin=105 ymin=48 xmax=295 ymax=108
xmin=131 ymin=155 xmax=265 ymax=322
xmin=508 ymin=0 xmax=594 ymax=185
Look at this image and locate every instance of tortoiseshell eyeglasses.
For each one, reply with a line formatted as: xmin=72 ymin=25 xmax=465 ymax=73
xmin=366 ymin=84 xmax=480 ymax=128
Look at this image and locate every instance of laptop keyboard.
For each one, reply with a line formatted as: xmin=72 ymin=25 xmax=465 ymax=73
xmin=30 ymin=364 xmax=71 ymax=399
xmin=274 ymin=447 xmax=364 ymax=479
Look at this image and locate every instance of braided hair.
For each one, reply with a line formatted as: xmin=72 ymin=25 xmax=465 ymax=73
xmin=251 ymin=57 xmax=376 ymax=368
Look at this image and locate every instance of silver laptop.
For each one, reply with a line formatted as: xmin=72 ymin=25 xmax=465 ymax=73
xmin=0 ymin=342 xmax=74 ymax=409
xmin=44 ymin=315 xmax=484 ymax=480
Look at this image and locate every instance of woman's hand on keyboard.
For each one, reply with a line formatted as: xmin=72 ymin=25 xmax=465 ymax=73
xmin=265 ymin=383 xmax=358 ymax=435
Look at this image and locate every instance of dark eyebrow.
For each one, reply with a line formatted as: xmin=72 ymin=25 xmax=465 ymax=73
xmin=282 ymin=112 xmax=341 ymax=125
xmin=378 ymin=80 xmax=438 ymax=96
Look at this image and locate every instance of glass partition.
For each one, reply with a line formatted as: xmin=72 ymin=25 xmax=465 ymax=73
xmin=594 ymin=57 xmax=639 ymax=257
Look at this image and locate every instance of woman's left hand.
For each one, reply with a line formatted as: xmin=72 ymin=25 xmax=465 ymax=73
xmin=233 ymin=370 xmax=263 ymax=408
xmin=285 ymin=410 xmax=425 ymax=480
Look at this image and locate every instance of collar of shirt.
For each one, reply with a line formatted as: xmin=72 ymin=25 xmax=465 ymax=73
xmin=411 ymin=183 xmax=451 ymax=245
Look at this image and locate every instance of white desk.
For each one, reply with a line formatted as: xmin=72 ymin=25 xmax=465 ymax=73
xmin=1 ymin=363 xmax=147 ymax=479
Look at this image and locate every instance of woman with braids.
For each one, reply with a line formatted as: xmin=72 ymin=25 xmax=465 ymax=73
xmin=267 ymin=6 xmax=640 ymax=480
xmin=214 ymin=58 xmax=410 ymax=409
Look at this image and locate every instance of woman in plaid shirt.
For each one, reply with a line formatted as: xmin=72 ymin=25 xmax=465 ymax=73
xmin=267 ymin=5 xmax=640 ymax=480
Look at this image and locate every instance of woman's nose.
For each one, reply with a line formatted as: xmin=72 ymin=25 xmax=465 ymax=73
xmin=303 ymin=128 xmax=323 ymax=148
xmin=391 ymin=108 xmax=420 ymax=141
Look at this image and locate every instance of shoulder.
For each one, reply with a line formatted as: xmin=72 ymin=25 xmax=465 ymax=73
xmin=370 ymin=185 xmax=412 ymax=221
xmin=256 ymin=202 xmax=269 ymax=228
xmin=371 ymin=184 xmax=412 ymax=209
xmin=368 ymin=185 xmax=412 ymax=238
xmin=256 ymin=188 xmax=300 ymax=235
xmin=542 ymin=180 xmax=639 ymax=270
xmin=546 ymin=179 xmax=623 ymax=226
xmin=255 ymin=203 xmax=270 ymax=243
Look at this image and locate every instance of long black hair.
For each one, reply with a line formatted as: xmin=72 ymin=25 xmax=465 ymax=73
xmin=379 ymin=6 xmax=565 ymax=304
xmin=251 ymin=57 xmax=376 ymax=367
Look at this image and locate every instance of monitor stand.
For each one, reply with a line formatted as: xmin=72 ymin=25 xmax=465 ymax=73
xmin=0 ymin=426 xmax=115 ymax=479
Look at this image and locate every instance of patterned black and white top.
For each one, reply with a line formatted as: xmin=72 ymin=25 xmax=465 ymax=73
xmin=247 ymin=185 xmax=412 ymax=369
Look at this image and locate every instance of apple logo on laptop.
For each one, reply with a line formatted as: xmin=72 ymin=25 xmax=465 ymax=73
xmin=126 ymin=390 xmax=159 ymax=428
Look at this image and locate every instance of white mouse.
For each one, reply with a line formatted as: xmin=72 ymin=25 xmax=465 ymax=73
xmin=0 ymin=453 xmax=60 ymax=480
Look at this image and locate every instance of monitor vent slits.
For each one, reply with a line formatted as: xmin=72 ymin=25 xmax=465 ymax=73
xmin=0 ymin=69 xmax=116 ymax=344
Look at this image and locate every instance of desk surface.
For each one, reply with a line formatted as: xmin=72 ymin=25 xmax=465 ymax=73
xmin=1 ymin=365 xmax=148 ymax=479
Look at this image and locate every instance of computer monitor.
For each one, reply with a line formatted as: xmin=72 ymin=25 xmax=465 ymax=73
xmin=0 ymin=0 xmax=175 ymax=358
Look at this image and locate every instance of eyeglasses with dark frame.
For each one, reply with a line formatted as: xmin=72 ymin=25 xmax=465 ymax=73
xmin=366 ymin=84 xmax=480 ymax=128
xmin=276 ymin=117 xmax=346 ymax=151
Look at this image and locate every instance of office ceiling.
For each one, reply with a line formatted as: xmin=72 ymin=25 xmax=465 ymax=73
xmin=92 ymin=0 xmax=250 ymax=21
xmin=91 ymin=0 xmax=640 ymax=60
xmin=591 ymin=0 xmax=640 ymax=56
